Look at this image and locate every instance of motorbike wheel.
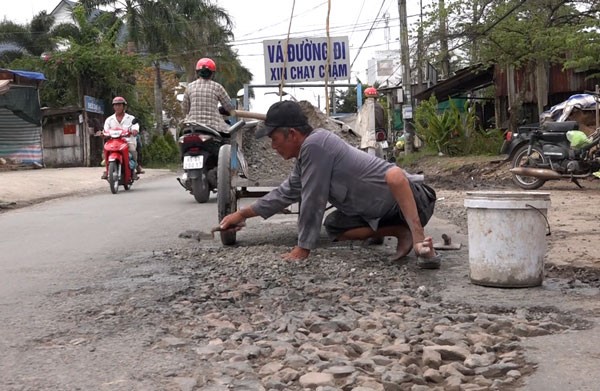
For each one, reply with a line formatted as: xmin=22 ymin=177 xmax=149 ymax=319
xmin=217 ymin=144 xmax=237 ymax=245
xmin=124 ymin=168 xmax=132 ymax=191
xmin=192 ymin=175 xmax=210 ymax=203
xmin=108 ymin=161 xmax=119 ymax=194
xmin=511 ymin=145 xmax=547 ymax=190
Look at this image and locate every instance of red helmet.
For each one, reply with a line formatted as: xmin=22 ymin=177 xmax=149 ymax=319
xmin=196 ymin=58 xmax=216 ymax=72
xmin=112 ymin=96 xmax=127 ymax=105
xmin=364 ymin=87 xmax=378 ymax=97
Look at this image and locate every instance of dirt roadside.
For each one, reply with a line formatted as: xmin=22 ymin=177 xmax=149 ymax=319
xmin=403 ymin=155 xmax=600 ymax=271
xmin=0 ymin=167 xmax=172 ymax=209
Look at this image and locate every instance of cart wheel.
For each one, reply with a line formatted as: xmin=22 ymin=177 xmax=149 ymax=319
xmin=217 ymin=144 xmax=237 ymax=245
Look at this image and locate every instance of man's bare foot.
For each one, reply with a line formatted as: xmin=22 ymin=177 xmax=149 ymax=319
xmin=388 ymin=226 xmax=413 ymax=262
xmin=389 ymin=245 xmax=413 ymax=262
xmin=282 ymin=246 xmax=310 ymax=261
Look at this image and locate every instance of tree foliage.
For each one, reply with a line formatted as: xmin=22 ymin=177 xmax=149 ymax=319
xmin=136 ymin=66 xmax=183 ymax=125
xmin=6 ymin=4 xmax=142 ymax=111
xmin=0 ymin=12 xmax=57 ymax=65
xmin=418 ymin=0 xmax=600 ymax=73
xmin=1 ymin=0 xmax=255 ymax=138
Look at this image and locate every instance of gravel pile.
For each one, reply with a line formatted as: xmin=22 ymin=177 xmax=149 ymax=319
xmin=126 ymin=239 xmax=581 ymax=391
xmin=239 ymin=101 xmax=360 ymax=182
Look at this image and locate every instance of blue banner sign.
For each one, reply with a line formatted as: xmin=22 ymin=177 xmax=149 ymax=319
xmin=84 ymin=95 xmax=105 ymax=114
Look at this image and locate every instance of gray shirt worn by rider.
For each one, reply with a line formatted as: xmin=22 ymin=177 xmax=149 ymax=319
xmin=252 ymin=129 xmax=401 ymax=250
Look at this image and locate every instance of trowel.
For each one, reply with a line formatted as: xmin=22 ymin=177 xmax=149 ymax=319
xmin=178 ymin=223 xmax=246 ymax=241
xmin=433 ymin=233 xmax=462 ymax=250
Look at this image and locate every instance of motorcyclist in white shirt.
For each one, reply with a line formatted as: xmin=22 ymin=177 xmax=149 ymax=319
xmin=101 ymin=96 xmax=144 ymax=179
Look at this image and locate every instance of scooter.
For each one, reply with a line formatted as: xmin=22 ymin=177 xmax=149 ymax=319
xmin=102 ymin=119 xmax=139 ymax=194
xmin=177 ymin=122 xmax=228 ymax=203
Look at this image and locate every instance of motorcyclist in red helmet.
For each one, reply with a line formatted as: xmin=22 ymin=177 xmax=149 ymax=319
xmin=100 ymin=96 xmax=144 ymax=179
xmin=181 ymin=57 xmax=235 ymax=133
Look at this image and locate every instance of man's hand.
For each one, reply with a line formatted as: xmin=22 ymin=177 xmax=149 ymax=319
xmin=220 ymin=211 xmax=246 ymax=230
xmin=282 ymin=246 xmax=310 ymax=261
xmin=414 ymin=237 xmax=436 ymax=257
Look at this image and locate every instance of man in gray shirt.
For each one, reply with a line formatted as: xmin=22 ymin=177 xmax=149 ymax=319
xmin=219 ymin=101 xmax=440 ymax=268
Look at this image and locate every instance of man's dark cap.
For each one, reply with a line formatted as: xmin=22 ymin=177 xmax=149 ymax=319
xmin=255 ymin=100 xmax=308 ymax=139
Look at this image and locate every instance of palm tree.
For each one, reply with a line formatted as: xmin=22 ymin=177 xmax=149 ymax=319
xmin=0 ymin=12 xmax=57 ymax=65
xmin=167 ymin=0 xmax=233 ymax=81
xmin=33 ymin=4 xmax=141 ymax=109
xmin=168 ymin=0 xmax=252 ymax=98
xmin=80 ymin=0 xmax=184 ymax=132
xmin=80 ymin=0 xmax=252 ymax=128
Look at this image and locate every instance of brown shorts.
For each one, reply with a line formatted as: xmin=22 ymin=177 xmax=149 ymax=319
xmin=323 ymin=182 xmax=437 ymax=239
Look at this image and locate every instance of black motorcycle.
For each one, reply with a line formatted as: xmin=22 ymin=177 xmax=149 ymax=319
xmin=177 ymin=122 xmax=229 ymax=203
xmin=503 ymin=120 xmax=600 ymax=189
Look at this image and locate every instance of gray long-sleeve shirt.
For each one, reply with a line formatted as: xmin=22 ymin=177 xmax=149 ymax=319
xmin=252 ymin=129 xmax=400 ymax=249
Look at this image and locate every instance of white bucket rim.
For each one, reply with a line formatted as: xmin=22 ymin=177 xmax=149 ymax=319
xmin=465 ymin=191 xmax=550 ymax=200
xmin=464 ymin=191 xmax=550 ymax=210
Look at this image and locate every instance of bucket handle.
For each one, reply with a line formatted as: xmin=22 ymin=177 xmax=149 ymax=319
xmin=525 ymin=203 xmax=551 ymax=236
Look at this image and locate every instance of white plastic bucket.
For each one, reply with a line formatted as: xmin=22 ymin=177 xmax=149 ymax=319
xmin=464 ymin=191 xmax=551 ymax=288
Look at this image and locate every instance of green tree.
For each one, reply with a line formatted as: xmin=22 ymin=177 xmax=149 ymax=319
xmin=168 ymin=0 xmax=253 ymax=97
xmin=418 ymin=0 xmax=599 ymax=74
xmin=80 ymin=0 xmax=183 ymax=132
xmin=7 ymin=5 xmax=142 ymax=113
xmin=0 ymin=12 xmax=57 ymax=65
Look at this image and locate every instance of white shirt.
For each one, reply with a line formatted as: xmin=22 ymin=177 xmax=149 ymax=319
xmin=355 ymin=98 xmax=378 ymax=149
xmin=103 ymin=112 xmax=139 ymax=145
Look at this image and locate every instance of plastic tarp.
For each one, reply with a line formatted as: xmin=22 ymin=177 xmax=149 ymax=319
xmin=1 ymin=68 xmax=46 ymax=82
xmin=540 ymin=94 xmax=597 ymax=123
xmin=0 ymin=87 xmax=42 ymax=125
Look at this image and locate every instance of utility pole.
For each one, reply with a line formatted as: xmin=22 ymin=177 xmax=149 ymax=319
xmin=384 ymin=12 xmax=391 ymax=50
xmin=439 ymin=0 xmax=450 ymax=79
xmin=399 ymin=0 xmax=414 ymax=153
xmin=417 ymin=0 xmax=424 ymax=86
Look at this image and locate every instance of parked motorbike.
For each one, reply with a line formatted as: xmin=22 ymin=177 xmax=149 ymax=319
xmin=102 ymin=119 xmax=139 ymax=194
xmin=506 ymin=120 xmax=600 ymax=189
xmin=177 ymin=122 xmax=229 ymax=203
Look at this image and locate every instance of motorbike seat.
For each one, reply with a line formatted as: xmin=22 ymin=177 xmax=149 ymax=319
xmin=181 ymin=123 xmax=223 ymax=138
xmin=541 ymin=121 xmax=579 ymax=133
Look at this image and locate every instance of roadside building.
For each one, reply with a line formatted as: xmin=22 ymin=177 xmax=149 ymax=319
xmin=0 ymin=69 xmax=46 ymax=167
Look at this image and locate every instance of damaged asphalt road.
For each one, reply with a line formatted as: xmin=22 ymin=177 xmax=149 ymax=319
xmin=1 ymin=169 xmax=600 ymax=390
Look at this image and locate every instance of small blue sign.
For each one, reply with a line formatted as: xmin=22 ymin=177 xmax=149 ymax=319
xmin=84 ymin=95 xmax=105 ymax=114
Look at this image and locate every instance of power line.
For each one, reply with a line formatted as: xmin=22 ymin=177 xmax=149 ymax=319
xmin=348 ymin=0 xmax=367 ymax=42
xmin=238 ymin=1 xmax=328 ymax=38
xmin=350 ymin=0 xmax=387 ymax=69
